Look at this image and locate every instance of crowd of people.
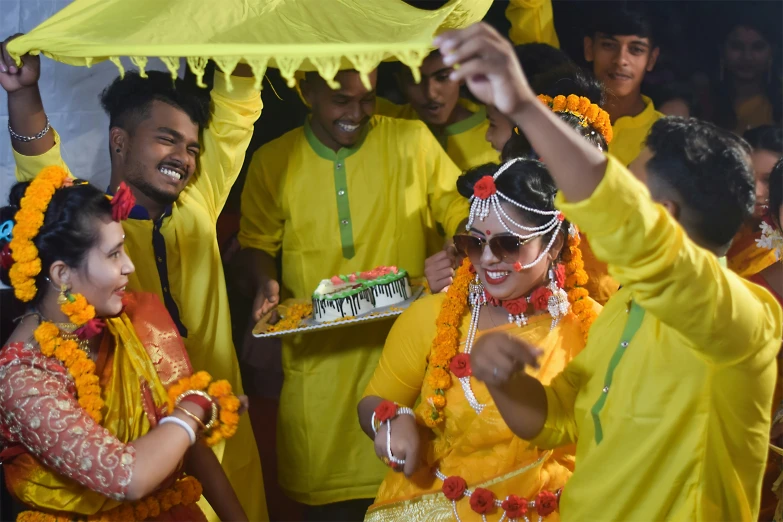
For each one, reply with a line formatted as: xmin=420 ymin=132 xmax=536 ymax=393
xmin=0 ymin=1 xmax=781 ymax=521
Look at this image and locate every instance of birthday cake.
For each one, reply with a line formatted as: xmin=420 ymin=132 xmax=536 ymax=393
xmin=312 ymin=266 xmax=411 ymax=323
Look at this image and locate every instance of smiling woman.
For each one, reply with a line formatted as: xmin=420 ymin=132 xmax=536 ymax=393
xmin=0 ymin=168 xmax=249 ymax=521
xmin=357 ymin=159 xmax=599 ymax=522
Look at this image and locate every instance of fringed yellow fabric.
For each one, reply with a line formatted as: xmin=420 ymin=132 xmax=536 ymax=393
xmin=7 ymin=0 xmax=491 ymax=90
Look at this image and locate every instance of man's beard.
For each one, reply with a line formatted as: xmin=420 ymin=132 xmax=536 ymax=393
xmin=124 ymin=160 xmax=180 ymax=206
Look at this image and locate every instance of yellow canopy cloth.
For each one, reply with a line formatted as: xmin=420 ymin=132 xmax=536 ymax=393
xmin=7 ymin=0 xmax=490 ymax=91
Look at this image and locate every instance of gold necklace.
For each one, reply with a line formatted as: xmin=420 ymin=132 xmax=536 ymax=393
xmin=34 ymin=312 xmax=90 ymax=353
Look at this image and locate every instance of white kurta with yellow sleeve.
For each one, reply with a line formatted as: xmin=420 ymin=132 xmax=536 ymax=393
xmin=238 ymin=115 xmax=468 ymax=505
xmin=13 ymin=74 xmax=268 ymax=522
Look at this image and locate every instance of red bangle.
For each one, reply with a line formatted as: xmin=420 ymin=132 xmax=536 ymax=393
xmin=180 ymin=393 xmax=213 ymax=412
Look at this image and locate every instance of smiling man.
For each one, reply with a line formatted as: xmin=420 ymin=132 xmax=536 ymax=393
xmin=238 ymin=68 xmax=468 ymax=519
xmin=1 ymin=39 xmax=267 ymax=521
xmin=585 ymin=4 xmax=662 ymax=166
xmin=376 ymin=51 xmax=498 ymax=172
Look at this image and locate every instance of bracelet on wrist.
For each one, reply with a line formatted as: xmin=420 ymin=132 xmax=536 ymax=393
xmin=176 ymin=390 xmax=218 ymax=431
xmin=160 ymin=415 xmax=196 ymax=445
xmin=371 ymin=400 xmax=415 ymax=469
xmin=176 ymin=405 xmax=207 ymax=431
xmin=8 ymin=117 xmax=51 ymax=143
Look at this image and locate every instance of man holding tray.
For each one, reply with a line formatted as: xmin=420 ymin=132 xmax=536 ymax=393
xmin=237 ymin=67 xmax=467 ymax=520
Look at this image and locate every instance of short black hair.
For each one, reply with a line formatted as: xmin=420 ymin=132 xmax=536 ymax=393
xmin=645 ymin=117 xmax=755 ymax=248
xmin=502 ymin=66 xmax=607 ymax=160
xmin=769 ymin=159 xmax=783 ymax=229
xmin=515 ymin=43 xmax=574 ymax=80
xmin=589 ymin=2 xmax=658 ymax=48
xmin=743 ymin=125 xmax=783 ymax=155
xmin=100 ymin=71 xmax=211 ymax=133
xmin=1 ymin=181 xmax=113 ymax=302
xmin=457 ymin=160 xmax=569 ymax=260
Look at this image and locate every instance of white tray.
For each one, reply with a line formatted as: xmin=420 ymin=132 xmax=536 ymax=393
xmin=252 ymin=285 xmax=425 ymax=338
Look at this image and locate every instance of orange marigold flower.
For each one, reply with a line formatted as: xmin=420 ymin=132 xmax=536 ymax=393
xmin=190 ymin=371 xmax=212 ymax=390
xmin=429 ymin=368 xmax=451 ymax=390
xmin=208 ymin=380 xmax=232 ymax=397
xmin=429 ymin=394 xmax=446 ymax=408
xmin=552 ymin=95 xmax=567 ymax=112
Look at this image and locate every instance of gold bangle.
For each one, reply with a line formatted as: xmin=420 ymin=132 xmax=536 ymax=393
xmin=176 ymin=390 xmax=219 ymax=431
xmin=175 ymin=405 xmax=207 ymax=431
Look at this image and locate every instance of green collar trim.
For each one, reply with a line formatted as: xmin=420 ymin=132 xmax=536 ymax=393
xmin=443 ymin=105 xmax=487 ymax=136
xmin=304 ymin=117 xmax=369 ymax=162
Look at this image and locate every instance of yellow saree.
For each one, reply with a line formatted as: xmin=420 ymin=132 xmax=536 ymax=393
xmin=0 ymin=293 xmax=203 ymax=520
xmin=364 ymin=293 xmax=596 ymax=521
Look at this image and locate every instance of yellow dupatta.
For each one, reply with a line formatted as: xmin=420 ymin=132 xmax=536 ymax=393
xmin=5 ymin=297 xmax=183 ymax=516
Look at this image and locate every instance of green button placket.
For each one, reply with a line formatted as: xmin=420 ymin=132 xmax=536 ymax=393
xmin=333 ymin=157 xmax=355 ymax=259
xmin=303 ymin=118 xmax=366 ymax=260
xmin=590 ymin=301 xmax=646 ymax=444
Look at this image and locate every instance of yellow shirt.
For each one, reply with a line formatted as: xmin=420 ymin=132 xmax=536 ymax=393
xmin=13 ymin=74 xmax=268 ymax=522
xmin=506 ymin=0 xmax=560 ymax=48
xmin=238 ymin=116 xmax=467 ymax=504
xmin=375 ymin=97 xmax=499 ymax=172
xmin=531 ymin=156 xmax=783 ymax=521
xmin=609 ymin=95 xmax=663 ymax=166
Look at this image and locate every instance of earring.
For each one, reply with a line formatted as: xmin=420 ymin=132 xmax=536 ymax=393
xmin=57 ymin=284 xmax=70 ymax=305
xmin=115 ymin=148 xmax=121 ymax=153
xmin=468 ymin=274 xmax=487 ymax=308
xmin=546 ymin=268 xmax=569 ymax=330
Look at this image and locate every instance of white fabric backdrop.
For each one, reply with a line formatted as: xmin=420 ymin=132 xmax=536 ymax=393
xmin=0 ymin=0 xmax=176 ymax=201
xmin=0 ymin=0 xmax=176 ymax=289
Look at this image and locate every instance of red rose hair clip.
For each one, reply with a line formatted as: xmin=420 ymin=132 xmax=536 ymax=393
xmin=110 ymin=182 xmax=136 ymax=221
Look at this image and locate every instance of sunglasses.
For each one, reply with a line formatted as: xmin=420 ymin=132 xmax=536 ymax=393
xmin=453 ymin=234 xmax=534 ymax=263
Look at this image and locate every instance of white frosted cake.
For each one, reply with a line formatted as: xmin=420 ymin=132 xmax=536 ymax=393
xmin=312 ymin=266 xmax=411 ymax=323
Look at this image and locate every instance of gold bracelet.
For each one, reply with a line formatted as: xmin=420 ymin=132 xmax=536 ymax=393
xmin=175 ymin=405 xmax=207 ymax=432
xmin=176 ymin=390 xmax=219 ymax=431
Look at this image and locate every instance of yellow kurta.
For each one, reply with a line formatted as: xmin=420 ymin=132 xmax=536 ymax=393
xmin=12 ymin=74 xmax=268 ymax=522
xmin=375 ymin=97 xmax=499 ymax=172
xmin=531 ymin=156 xmax=783 ymax=521
xmin=505 ymin=0 xmax=560 ymax=48
xmin=608 ymin=95 xmax=663 ymax=167
xmin=238 ymin=116 xmax=468 ymax=505
xmin=362 ymin=293 xmax=599 ymax=521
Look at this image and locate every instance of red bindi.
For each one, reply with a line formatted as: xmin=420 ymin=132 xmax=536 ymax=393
xmin=485 ymin=230 xmax=491 ymax=235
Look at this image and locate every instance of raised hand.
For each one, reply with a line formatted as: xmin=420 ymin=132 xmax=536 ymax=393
xmin=470 ymin=331 xmax=542 ymax=386
xmin=435 ymin=23 xmax=535 ymax=118
xmin=0 ymin=34 xmax=41 ymax=93
xmin=424 ymin=244 xmax=458 ymax=294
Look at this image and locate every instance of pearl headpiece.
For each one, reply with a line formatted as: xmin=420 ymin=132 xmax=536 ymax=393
xmin=466 ymin=158 xmax=566 ymax=271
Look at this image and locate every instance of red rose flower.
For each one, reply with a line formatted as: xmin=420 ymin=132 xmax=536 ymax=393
xmin=502 ymin=296 xmax=527 ymax=316
xmin=374 ymin=400 xmax=397 ymax=423
xmin=483 ymin=290 xmax=500 ymax=306
xmin=556 ymin=212 xmax=565 ymax=221
xmin=0 ymin=243 xmax=13 ymax=270
xmin=501 ymin=494 xmax=528 ymax=518
xmin=529 ymin=287 xmax=553 ymax=312
xmin=535 ymin=490 xmax=558 ymax=517
xmin=75 ymin=318 xmax=105 ymax=340
xmin=111 ymin=182 xmax=136 ymax=221
xmin=473 ymin=176 xmax=497 ymax=200
xmin=441 ymin=476 xmax=467 ymax=500
xmin=554 ymin=264 xmax=566 ymax=288
xmin=470 ymin=488 xmax=496 ymax=514
xmin=449 ymin=353 xmax=472 ymax=378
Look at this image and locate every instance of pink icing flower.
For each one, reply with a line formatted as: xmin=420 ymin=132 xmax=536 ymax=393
xmin=330 ymin=276 xmax=343 ymax=285
xmin=348 ymin=274 xmax=357 ymax=282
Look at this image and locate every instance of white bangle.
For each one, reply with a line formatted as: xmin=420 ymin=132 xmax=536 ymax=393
xmin=385 ymin=407 xmax=415 ymax=466
xmin=159 ymin=416 xmax=196 ymax=445
xmin=371 ymin=411 xmax=378 ymax=435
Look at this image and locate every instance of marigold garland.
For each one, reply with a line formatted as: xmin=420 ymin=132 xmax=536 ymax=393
xmin=16 ymin=475 xmax=203 ymax=522
xmin=267 ymin=303 xmax=313 ymax=332
xmin=417 ymin=258 xmax=472 ymax=427
xmin=8 ymin=166 xmax=70 ymax=302
xmin=561 ymin=232 xmax=596 ymax=342
xmin=166 ymin=371 xmax=241 ymax=447
xmin=537 ymin=94 xmax=613 ymax=145
xmin=34 ymin=321 xmax=104 ymax=424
